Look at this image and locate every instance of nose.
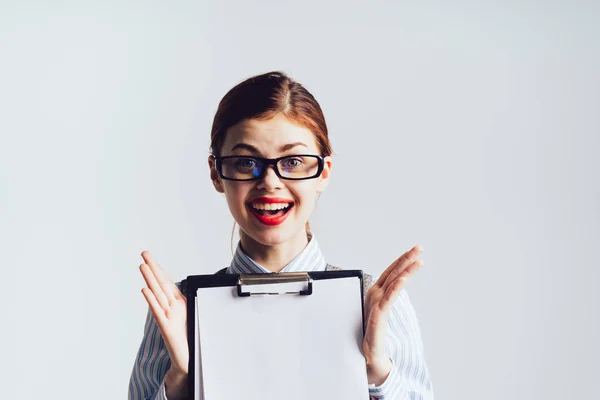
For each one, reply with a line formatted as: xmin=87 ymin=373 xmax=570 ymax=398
xmin=256 ymin=164 xmax=283 ymax=191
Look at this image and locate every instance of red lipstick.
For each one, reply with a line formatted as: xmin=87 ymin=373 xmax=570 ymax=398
xmin=249 ymin=197 xmax=294 ymax=205
xmin=247 ymin=197 xmax=295 ymax=226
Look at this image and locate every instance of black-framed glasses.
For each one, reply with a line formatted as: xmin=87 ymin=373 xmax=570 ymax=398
xmin=214 ymin=154 xmax=325 ymax=181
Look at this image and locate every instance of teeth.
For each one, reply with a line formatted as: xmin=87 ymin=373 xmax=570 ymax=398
xmin=251 ymin=203 xmax=291 ymax=211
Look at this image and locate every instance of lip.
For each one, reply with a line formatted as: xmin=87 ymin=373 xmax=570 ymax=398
xmin=248 ymin=197 xmax=295 ymax=205
xmin=247 ymin=198 xmax=294 ymax=226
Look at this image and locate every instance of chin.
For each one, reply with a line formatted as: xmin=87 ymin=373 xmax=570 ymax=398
xmin=246 ymin=228 xmax=292 ymax=245
xmin=241 ymin=222 xmax=306 ymax=246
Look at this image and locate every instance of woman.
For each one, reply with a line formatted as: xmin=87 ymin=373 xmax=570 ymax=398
xmin=128 ymin=71 xmax=434 ymax=400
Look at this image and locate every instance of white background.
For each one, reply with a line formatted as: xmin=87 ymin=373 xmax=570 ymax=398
xmin=1 ymin=0 xmax=598 ymax=399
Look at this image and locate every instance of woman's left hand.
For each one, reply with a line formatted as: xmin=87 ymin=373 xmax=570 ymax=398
xmin=363 ymin=245 xmax=424 ymax=386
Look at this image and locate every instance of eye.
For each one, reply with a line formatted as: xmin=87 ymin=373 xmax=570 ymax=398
xmin=234 ymin=157 xmax=257 ymax=170
xmin=281 ymin=157 xmax=303 ymax=169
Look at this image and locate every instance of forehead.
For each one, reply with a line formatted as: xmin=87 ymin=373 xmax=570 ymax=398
xmin=222 ymin=114 xmax=319 ymax=156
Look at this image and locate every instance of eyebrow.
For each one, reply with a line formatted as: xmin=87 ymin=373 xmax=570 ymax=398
xmin=230 ymin=142 xmax=309 ymax=153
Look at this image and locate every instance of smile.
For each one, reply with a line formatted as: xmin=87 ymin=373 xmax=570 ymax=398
xmin=247 ymin=200 xmax=294 ymax=226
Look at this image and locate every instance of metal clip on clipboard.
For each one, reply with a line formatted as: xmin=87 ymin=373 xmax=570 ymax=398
xmin=236 ymin=272 xmax=313 ymax=297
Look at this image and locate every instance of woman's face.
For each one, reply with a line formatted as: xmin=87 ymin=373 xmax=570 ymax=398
xmin=208 ymin=114 xmax=332 ymax=246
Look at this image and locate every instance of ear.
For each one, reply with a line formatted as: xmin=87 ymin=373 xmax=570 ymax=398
xmin=208 ymin=155 xmax=225 ymax=193
xmin=316 ymin=156 xmax=332 ymax=194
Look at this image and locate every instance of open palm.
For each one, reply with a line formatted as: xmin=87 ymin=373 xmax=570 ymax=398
xmin=362 ymin=245 xmax=424 ymax=385
xmin=139 ymin=251 xmax=189 ymax=375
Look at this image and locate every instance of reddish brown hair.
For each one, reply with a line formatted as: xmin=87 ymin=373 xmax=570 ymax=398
xmin=209 ymin=71 xmax=332 ymax=157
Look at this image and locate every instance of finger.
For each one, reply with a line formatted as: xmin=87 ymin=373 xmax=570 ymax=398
xmin=365 ymin=249 xmax=422 ymax=322
xmin=376 ymin=245 xmax=422 ymax=287
xmin=380 ymin=259 xmax=423 ymax=313
xmin=141 ymin=251 xmax=179 ymax=303
xmin=378 ymin=245 xmax=423 ymax=289
xmin=141 ymin=287 xmax=169 ymax=331
xmin=140 ymin=263 xmax=170 ymax=311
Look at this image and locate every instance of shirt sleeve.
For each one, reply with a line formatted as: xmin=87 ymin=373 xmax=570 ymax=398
xmin=367 ymin=288 xmax=434 ymax=400
xmin=128 ymin=282 xmax=185 ymax=400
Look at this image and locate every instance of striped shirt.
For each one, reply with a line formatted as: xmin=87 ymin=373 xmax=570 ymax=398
xmin=128 ymin=233 xmax=434 ymax=399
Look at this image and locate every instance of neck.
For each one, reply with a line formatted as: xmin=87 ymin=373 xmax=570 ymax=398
xmin=239 ymin=228 xmax=311 ymax=272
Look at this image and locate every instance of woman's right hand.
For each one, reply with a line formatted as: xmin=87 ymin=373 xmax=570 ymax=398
xmin=139 ymin=251 xmax=189 ymax=376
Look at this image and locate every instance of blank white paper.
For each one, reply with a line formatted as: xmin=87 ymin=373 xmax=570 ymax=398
xmin=194 ymin=276 xmax=370 ymax=400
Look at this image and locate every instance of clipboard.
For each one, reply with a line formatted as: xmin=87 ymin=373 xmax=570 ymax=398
xmin=185 ymin=270 xmax=371 ymax=400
